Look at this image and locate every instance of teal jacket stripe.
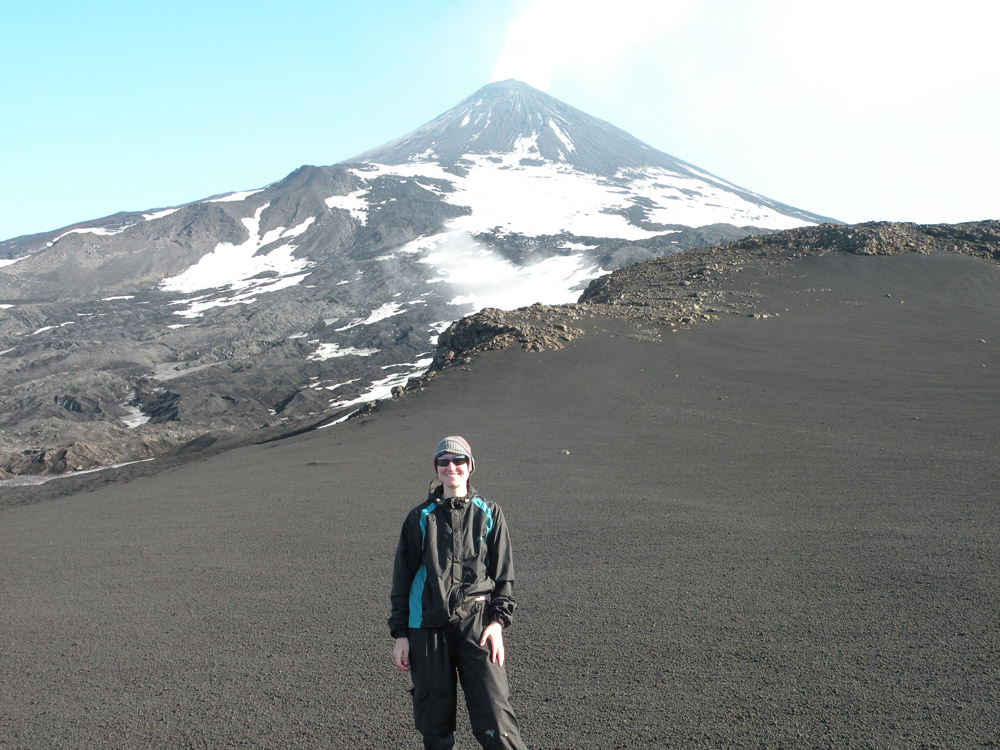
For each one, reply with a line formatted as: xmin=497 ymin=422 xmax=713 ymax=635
xmin=408 ymin=564 xmax=428 ymax=628
xmin=419 ymin=501 xmax=435 ymax=549
xmin=472 ymin=497 xmax=493 ymax=539
xmin=472 ymin=496 xmax=494 ymax=566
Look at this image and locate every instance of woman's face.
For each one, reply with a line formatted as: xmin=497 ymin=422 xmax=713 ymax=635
xmin=435 ymin=453 xmax=471 ymax=493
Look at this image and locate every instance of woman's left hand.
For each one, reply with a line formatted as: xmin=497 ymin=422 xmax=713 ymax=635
xmin=479 ymin=621 xmax=505 ymax=667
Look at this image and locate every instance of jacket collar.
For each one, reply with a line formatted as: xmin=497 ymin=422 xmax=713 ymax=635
xmin=429 ymin=483 xmax=478 ymax=510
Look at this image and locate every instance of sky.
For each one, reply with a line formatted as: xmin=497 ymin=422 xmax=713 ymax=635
xmin=2 ymin=0 xmax=997 ymax=242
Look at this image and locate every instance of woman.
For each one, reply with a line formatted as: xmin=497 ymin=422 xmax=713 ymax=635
xmin=390 ymin=436 xmax=528 ymax=749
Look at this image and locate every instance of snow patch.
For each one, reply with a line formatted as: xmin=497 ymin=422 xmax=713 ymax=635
xmin=1 ymin=458 xmax=155 ymax=486
xmin=281 ymin=216 xmax=315 ymax=238
xmin=352 ymin=159 xmax=661 ymax=239
xmin=30 ymin=321 xmax=75 ymax=335
xmin=308 ymin=343 xmax=380 ymax=361
xmin=143 ymin=208 xmax=181 ymax=221
xmin=351 ymin=149 xmax=814 ymax=239
xmin=316 ymin=378 xmax=360 ymax=392
xmin=511 ymin=132 xmax=540 ymax=157
xmin=403 ymin=230 xmax=604 ymax=313
xmin=322 ymin=356 xmax=434 ymax=416
xmin=206 ymin=189 xmax=266 ymax=203
xmin=47 ymin=225 xmax=130 ymax=247
xmin=325 ymin=190 xmax=370 ymax=225
xmin=159 ymin=204 xmax=314 ymax=313
xmin=428 ymin=320 xmax=452 ymax=346
xmin=548 ymin=119 xmax=576 ymax=153
xmin=120 ymin=403 xmax=150 ymax=428
xmin=333 ymin=302 xmax=406 ymax=331
xmin=624 ymin=167 xmax=812 ymax=229
xmin=169 ymin=272 xmax=310 ymax=318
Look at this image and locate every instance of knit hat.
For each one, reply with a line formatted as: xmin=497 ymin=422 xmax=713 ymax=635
xmin=434 ymin=435 xmax=475 ymax=473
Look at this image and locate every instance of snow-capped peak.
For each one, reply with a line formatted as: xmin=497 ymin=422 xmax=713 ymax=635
xmin=343 ymin=80 xmax=831 ymax=231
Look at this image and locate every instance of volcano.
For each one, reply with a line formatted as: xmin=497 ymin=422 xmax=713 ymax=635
xmin=0 ymin=80 xmax=834 ymax=479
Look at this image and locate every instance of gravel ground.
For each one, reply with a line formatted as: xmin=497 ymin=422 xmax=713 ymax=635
xmin=2 ymin=250 xmax=998 ymax=748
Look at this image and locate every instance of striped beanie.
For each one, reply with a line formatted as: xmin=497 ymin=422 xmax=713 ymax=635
xmin=434 ymin=435 xmax=475 ymax=473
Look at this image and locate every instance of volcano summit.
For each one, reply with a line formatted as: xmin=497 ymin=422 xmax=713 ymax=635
xmin=345 ymin=79 xmax=828 ymax=235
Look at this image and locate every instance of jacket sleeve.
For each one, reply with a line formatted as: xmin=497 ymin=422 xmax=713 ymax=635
xmin=486 ymin=504 xmax=517 ymax=628
xmin=388 ymin=509 xmax=421 ymax=638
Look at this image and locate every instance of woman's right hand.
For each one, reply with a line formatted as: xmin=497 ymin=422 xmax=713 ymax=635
xmin=393 ymin=637 xmax=410 ymax=671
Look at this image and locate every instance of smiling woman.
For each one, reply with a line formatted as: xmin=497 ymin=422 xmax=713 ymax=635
xmin=389 ymin=435 xmax=529 ymax=749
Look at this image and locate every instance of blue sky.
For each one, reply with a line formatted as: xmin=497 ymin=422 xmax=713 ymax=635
xmin=2 ymin=0 xmax=997 ymax=241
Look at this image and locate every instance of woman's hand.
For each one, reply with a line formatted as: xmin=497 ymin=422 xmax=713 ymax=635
xmin=393 ymin=637 xmax=410 ymax=671
xmin=479 ymin=621 xmax=505 ymax=667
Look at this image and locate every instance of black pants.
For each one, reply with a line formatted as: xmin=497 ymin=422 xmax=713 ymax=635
xmin=408 ymin=601 xmax=527 ymax=749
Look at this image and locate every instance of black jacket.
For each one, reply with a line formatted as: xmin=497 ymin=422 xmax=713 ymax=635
xmin=389 ymin=486 xmax=517 ymax=638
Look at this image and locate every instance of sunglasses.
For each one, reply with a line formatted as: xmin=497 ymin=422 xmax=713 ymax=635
xmin=435 ymin=455 xmax=470 ymax=467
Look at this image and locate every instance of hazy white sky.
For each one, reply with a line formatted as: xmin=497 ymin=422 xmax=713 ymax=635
xmin=2 ymin=0 xmax=996 ymax=241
